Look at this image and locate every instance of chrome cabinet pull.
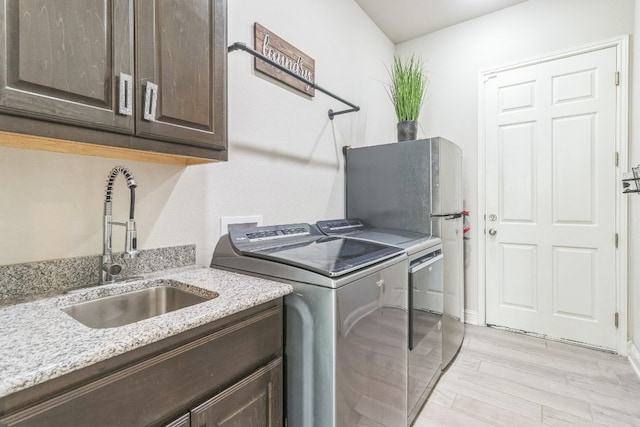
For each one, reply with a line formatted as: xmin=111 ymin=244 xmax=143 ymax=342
xmin=118 ymin=73 xmax=133 ymax=116
xmin=143 ymin=81 xmax=158 ymax=121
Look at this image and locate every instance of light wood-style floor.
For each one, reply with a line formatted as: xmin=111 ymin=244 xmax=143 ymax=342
xmin=414 ymin=325 xmax=640 ymax=426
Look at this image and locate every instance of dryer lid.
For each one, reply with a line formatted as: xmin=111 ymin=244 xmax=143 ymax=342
xmin=316 ymin=218 xmax=435 ymax=252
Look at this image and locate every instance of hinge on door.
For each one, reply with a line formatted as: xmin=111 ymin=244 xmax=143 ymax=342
xmin=615 ymin=152 xmax=619 ymax=167
xmin=615 ymin=312 xmax=619 ymax=328
xmin=615 ymin=71 xmax=620 ymax=86
xmin=615 ymin=233 xmax=619 ymax=248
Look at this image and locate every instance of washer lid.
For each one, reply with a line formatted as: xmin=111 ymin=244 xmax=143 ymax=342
xmin=228 ymin=223 xmax=404 ymax=277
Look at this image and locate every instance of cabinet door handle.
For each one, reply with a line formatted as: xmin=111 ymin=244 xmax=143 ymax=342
xmin=118 ymin=73 xmax=133 ymax=116
xmin=143 ymin=81 xmax=159 ymax=121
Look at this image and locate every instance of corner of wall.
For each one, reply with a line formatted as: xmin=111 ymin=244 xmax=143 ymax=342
xmin=464 ymin=309 xmax=479 ymax=326
xmin=629 ymin=340 xmax=640 ymax=380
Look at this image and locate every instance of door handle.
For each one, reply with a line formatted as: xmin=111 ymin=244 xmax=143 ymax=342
xmin=118 ymin=73 xmax=133 ymax=116
xmin=143 ymin=81 xmax=158 ymax=121
xmin=488 ymin=228 xmax=497 ymax=236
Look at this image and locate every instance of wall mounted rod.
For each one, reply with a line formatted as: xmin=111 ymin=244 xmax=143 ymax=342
xmin=228 ymin=42 xmax=360 ymax=120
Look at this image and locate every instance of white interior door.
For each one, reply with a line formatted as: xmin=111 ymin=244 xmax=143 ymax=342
xmin=484 ymin=46 xmax=619 ymax=350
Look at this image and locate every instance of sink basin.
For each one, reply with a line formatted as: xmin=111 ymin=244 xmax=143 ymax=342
xmin=61 ymin=284 xmax=217 ymax=329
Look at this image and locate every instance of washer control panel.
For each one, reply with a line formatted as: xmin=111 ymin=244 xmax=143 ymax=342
xmin=316 ymin=218 xmax=366 ymax=234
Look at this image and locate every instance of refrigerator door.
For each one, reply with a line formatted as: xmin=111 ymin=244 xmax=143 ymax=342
xmin=431 ymin=138 xmax=465 ymax=369
xmin=440 ymin=215 xmax=464 ymax=368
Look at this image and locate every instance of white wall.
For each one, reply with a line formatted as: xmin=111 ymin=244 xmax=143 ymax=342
xmin=395 ymin=0 xmax=635 ymax=324
xmin=0 ymin=0 xmax=395 ymax=268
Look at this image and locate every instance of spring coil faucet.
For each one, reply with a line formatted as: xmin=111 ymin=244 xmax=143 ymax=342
xmin=100 ymin=166 xmax=138 ymax=284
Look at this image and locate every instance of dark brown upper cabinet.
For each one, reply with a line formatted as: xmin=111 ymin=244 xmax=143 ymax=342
xmin=0 ymin=0 xmax=135 ymax=133
xmin=136 ymin=0 xmax=226 ymax=150
xmin=0 ymin=0 xmax=227 ymax=163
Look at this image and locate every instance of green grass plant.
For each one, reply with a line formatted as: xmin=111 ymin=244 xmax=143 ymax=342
xmin=387 ymin=55 xmax=427 ymax=122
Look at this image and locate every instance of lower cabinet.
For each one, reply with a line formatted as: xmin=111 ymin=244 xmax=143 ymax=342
xmin=170 ymin=358 xmax=282 ymax=427
xmin=0 ymin=301 xmax=283 ymax=427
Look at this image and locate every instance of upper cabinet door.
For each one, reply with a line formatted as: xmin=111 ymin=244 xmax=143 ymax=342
xmin=0 ymin=0 xmax=135 ymax=133
xmin=135 ymin=0 xmax=226 ymax=150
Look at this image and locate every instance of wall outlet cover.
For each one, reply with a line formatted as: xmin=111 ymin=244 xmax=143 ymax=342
xmin=220 ymin=215 xmax=263 ymax=235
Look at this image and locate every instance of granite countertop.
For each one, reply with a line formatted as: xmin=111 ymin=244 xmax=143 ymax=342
xmin=0 ymin=267 xmax=292 ymax=399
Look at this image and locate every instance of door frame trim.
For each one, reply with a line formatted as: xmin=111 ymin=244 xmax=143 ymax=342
xmin=477 ymin=35 xmax=629 ymax=355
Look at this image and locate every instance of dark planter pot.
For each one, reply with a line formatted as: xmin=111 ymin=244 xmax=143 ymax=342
xmin=397 ymin=120 xmax=418 ymax=141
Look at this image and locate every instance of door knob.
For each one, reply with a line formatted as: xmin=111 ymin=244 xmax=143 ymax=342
xmin=488 ymin=228 xmax=497 ymax=236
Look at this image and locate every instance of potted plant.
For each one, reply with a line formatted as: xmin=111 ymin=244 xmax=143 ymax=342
xmin=386 ymin=55 xmax=427 ymax=141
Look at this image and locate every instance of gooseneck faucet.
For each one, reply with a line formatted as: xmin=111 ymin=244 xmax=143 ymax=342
xmin=100 ymin=166 xmax=138 ymax=285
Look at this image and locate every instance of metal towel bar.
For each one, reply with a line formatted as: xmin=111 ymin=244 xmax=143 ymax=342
xmin=228 ymin=42 xmax=360 ymax=120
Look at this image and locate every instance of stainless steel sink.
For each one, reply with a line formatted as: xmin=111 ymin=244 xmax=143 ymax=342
xmin=61 ymin=285 xmax=217 ymax=329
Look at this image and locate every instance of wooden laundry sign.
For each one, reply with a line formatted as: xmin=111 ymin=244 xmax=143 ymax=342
xmin=254 ymin=23 xmax=316 ymax=97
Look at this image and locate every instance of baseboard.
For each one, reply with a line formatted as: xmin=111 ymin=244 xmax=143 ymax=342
xmin=629 ymin=341 xmax=640 ymax=380
xmin=464 ymin=309 xmax=479 ymax=326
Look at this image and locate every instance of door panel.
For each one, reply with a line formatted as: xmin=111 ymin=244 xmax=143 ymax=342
xmin=500 ymin=122 xmax=536 ymax=223
xmin=135 ymin=0 xmax=226 ymax=148
xmin=499 ymin=80 xmax=535 ymax=112
xmin=499 ymin=243 xmax=537 ymax=311
xmin=0 ymin=0 xmax=134 ymax=132
xmin=553 ymin=246 xmax=596 ymax=319
xmin=553 ymin=114 xmax=596 ymax=224
xmin=552 ymin=68 xmax=596 ymax=104
xmin=191 ymin=359 xmax=282 ymax=427
xmin=485 ymin=46 xmax=618 ymax=350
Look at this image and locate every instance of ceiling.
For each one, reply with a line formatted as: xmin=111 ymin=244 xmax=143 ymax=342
xmin=354 ymin=0 xmax=530 ymax=43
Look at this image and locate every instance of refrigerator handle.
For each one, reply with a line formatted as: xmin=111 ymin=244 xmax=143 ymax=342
xmin=430 ymin=212 xmax=463 ymax=220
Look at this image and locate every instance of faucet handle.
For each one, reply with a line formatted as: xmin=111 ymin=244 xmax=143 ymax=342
xmin=125 ymin=219 xmax=138 ymax=259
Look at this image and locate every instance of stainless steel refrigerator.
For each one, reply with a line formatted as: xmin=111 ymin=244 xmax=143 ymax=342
xmin=345 ymin=137 xmax=465 ymax=371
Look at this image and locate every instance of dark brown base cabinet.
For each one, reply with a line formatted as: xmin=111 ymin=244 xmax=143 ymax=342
xmin=0 ymin=0 xmax=227 ymax=164
xmin=175 ymin=359 xmax=282 ymax=427
xmin=0 ymin=300 xmax=282 ymax=427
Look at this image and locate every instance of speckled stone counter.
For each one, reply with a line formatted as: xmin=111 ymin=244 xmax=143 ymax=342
xmin=0 ymin=245 xmax=197 ymax=305
xmin=0 ymin=267 xmax=292 ymax=399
